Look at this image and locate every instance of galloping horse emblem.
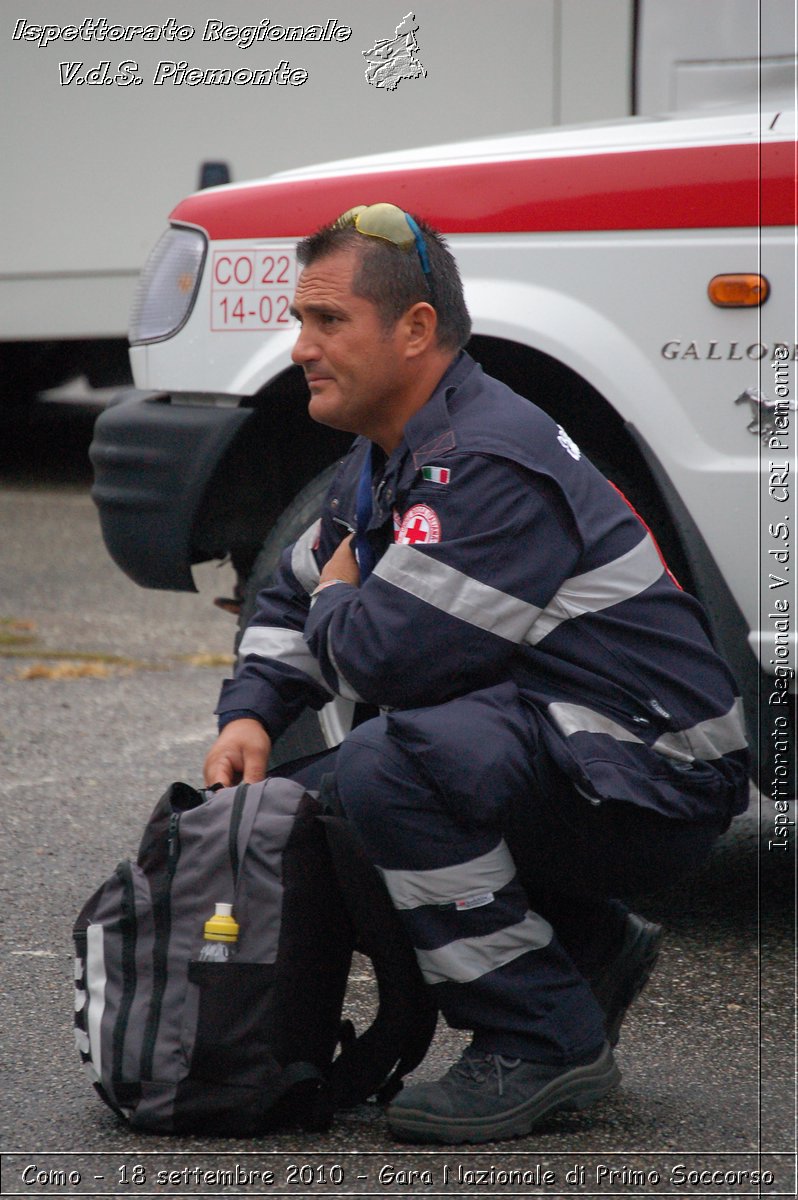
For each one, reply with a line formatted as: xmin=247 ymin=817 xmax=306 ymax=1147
xmin=734 ymin=387 xmax=796 ymax=439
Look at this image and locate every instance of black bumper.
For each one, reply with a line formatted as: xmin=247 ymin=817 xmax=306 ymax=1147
xmin=90 ymin=390 xmax=253 ymax=591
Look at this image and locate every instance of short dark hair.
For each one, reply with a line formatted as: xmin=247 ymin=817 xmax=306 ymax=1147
xmin=296 ymin=213 xmax=471 ymax=351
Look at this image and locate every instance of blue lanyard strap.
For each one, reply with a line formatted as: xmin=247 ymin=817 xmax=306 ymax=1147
xmin=354 ymin=444 xmax=377 ymax=582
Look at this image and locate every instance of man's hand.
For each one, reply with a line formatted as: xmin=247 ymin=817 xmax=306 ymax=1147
xmin=203 ymin=718 xmax=272 ymax=788
xmin=204 ymin=539 xmax=358 ymax=789
xmin=318 ymin=533 xmax=361 ymax=588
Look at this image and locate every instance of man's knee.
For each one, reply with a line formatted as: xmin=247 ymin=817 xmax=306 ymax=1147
xmin=335 ymin=713 xmax=510 ymax=870
xmin=335 ymin=715 xmax=397 ymax=830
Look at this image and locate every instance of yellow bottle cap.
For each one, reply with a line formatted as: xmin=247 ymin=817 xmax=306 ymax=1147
xmin=203 ymin=902 xmax=239 ymax=943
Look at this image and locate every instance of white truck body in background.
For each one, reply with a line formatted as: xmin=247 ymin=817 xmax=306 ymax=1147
xmin=13 ymin=0 xmax=792 ymax=784
xmin=2 ymin=0 xmax=631 ymax=368
xmin=129 ymin=106 xmax=796 ymax=676
xmin=2 ymin=0 xmax=794 ymax=393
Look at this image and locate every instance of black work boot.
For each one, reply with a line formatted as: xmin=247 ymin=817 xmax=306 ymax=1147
xmin=589 ymin=912 xmax=663 ymax=1046
xmin=386 ymin=1042 xmax=619 ymax=1144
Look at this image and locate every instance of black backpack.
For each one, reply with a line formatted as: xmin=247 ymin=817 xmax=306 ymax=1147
xmin=73 ymin=776 xmax=437 ymax=1134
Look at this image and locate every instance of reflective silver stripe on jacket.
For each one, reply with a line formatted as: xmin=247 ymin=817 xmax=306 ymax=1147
xmin=372 ymin=535 xmax=664 ymax=646
xmin=415 ymin=914 xmax=554 ymax=986
xmin=379 ymin=840 xmax=516 ymax=910
xmin=549 ymin=696 xmax=748 ymax=763
xmin=290 ymin=520 xmax=322 ymax=595
xmin=238 ymin=625 xmax=329 ymax=690
xmin=548 ymin=703 xmax=642 ymax=745
xmin=527 ymin=535 xmax=665 ymax=644
xmin=653 ymin=695 xmax=748 ymax=762
xmin=325 ymin=634 xmax=366 ymax=703
xmin=373 ymin=544 xmax=542 ymax=642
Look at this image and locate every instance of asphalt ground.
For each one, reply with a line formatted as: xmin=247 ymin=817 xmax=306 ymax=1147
xmin=0 ymin=399 xmax=795 ymax=1198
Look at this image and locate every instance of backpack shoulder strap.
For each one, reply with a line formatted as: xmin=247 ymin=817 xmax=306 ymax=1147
xmin=320 ymin=814 xmax=438 ymax=1107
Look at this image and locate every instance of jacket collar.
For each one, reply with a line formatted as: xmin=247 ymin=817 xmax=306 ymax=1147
xmin=401 ymin=350 xmax=476 ymax=469
xmin=367 ymin=352 xmax=478 ymax=524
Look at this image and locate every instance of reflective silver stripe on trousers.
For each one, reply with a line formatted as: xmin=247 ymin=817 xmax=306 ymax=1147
xmin=550 ymin=696 xmax=748 ymax=763
xmin=379 ymin=840 xmax=517 ymax=910
xmin=238 ymin=625 xmax=329 ymax=690
xmin=528 ymin=536 xmax=665 ymax=645
xmin=372 ymin=535 xmax=664 ymax=646
xmin=377 ymin=841 xmax=552 ymax=988
xmin=291 ymin=520 xmax=322 ymax=595
xmin=415 ymin=914 xmax=554 ymax=986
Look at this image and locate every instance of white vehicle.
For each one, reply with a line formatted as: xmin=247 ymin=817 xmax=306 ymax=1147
xmin=90 ymin=97 xmax=796 ymax=784
xmin=0 ymin=0 xmax=631 ymax=406
xmin=3 ymin=0 xmax=793 ymax=405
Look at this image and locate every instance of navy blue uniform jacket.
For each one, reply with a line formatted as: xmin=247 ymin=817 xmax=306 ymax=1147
xmin=218 ymin=353 xmax=750 ymax=824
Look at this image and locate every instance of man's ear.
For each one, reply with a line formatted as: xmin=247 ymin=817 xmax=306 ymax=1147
xmin=402 ymin=302 xmax=438 ymax=358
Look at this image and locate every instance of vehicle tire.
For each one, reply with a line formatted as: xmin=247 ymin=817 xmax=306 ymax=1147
xmin=236 ymin=463 xmax=341 ymax=768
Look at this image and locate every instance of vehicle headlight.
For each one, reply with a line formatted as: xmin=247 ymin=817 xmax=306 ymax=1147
xmin=128 ymin=226 xmax=206 ymax=345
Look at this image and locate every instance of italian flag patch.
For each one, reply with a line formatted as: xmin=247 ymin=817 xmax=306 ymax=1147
xmin=422 ymin=465 xmax=451 ymax=484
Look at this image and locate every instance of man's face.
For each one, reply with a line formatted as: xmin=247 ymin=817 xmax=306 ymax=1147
xmin=290 ymin=247 xmax=409 ymax=443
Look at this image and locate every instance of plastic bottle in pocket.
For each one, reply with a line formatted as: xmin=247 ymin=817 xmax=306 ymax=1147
xmin=198 ymin=902 xmax=239 ymax=962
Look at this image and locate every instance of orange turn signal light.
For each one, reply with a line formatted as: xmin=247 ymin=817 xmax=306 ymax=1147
xmin=708 ymin=273 xmax=769 ymax=307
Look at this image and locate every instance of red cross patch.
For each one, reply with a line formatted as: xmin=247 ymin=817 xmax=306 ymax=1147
xmin=395 ymin=504 xmax=442 ymax=545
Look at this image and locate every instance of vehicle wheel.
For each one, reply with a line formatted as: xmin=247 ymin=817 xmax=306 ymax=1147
xmin=237 ymin=463 xmax=341 ymax=768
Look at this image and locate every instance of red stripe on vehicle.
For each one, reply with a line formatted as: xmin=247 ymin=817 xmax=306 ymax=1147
xmin=171 ymin=142 xmax=793 ymax=239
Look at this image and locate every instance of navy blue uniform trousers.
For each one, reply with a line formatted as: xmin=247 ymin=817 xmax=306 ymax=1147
xmin=276 ymin=682 xmax=725 ymax=1064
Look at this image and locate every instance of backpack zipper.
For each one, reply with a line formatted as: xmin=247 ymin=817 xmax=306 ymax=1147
xmin=228 ymin=781 xmax=249 ymax=884
xmin=112 ymin=861 xmax=138 ymax=1084
xmin=140 ymin=810 xmax=181 ymax=1080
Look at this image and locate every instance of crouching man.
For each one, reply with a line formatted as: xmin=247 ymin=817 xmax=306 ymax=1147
xmin=204 ymin=203 xmax=750 ymax=1144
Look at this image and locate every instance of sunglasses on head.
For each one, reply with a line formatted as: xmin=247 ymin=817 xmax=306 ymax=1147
xmin=332 ymin=202 xmax=432 ymax=279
